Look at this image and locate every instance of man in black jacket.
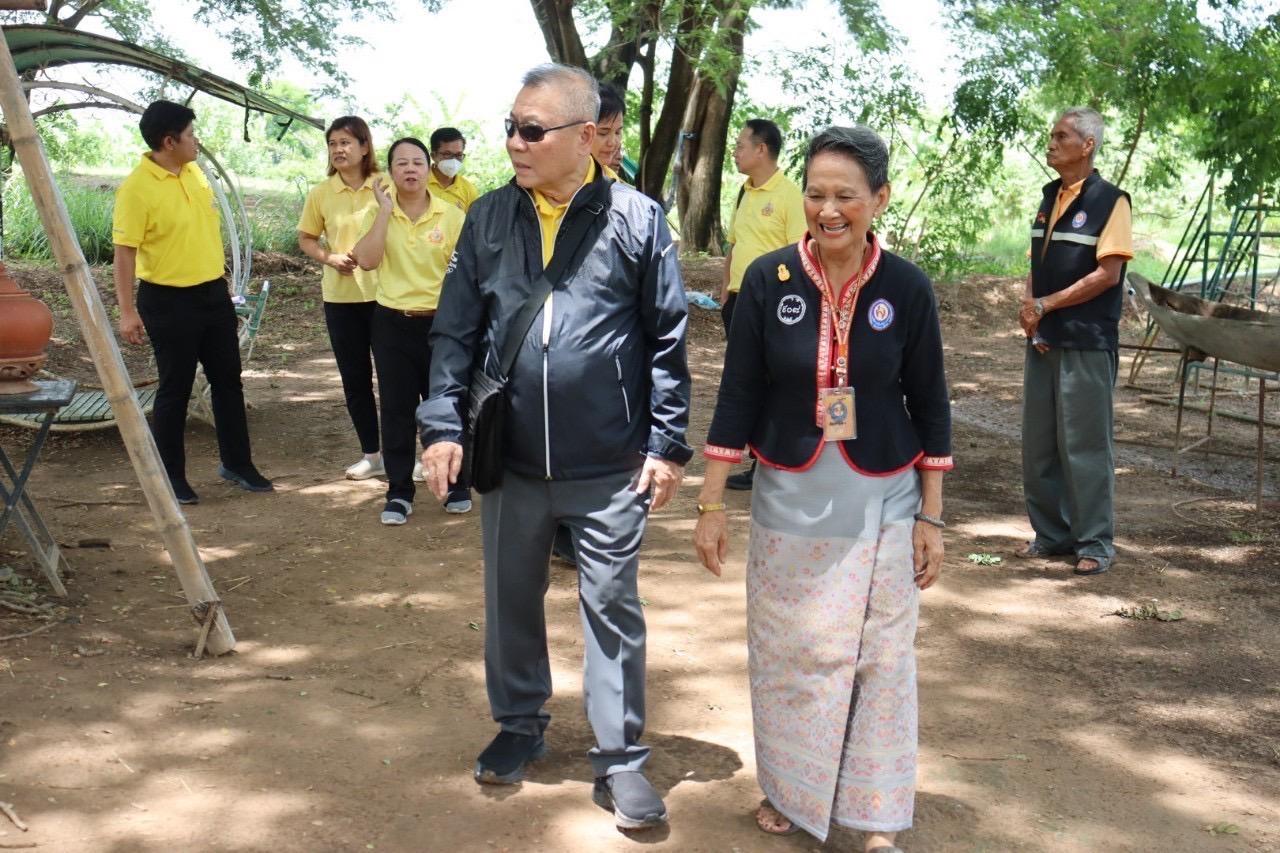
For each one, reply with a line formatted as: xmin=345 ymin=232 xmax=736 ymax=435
xmin=1018 ymin=107 xmax=1133 ymax=576
xmin=418 ymin=63 xmax=691 ymax=829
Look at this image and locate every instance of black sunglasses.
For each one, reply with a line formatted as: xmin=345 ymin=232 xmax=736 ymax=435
xmin=504 ymin=117 xmax=588 ymax=143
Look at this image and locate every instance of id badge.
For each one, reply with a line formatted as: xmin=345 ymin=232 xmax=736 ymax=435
xmin=821 ymin=386 xmax=856 ymax=442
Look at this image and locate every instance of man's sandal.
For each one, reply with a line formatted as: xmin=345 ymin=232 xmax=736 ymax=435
xmin=1074 ymin=555 xmax=1112 ymax=576
xmin=1014 ymin=541 xmax=1067 ymax=559
xmin=755 ymin=799 xmax=800 ymax=836
xmin=867 ymin=847 xmax=906 ymax=853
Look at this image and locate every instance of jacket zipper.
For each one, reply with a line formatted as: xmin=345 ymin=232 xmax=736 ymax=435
xmin=615 ymin=356 xmax=632 ymax=423
xmin=521 ymin=182 xmax=589 ymax=480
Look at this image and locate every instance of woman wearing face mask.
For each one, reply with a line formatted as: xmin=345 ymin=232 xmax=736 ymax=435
xmin=428 ymin=127 xmax=479 ymax=213
xmin=297 ymin=116 xmax=384 ymax=480
xmin=353 ymin=137 xmax=470 ymax=525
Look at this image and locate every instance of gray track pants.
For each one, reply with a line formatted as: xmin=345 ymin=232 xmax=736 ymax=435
xmin=481 ymin=465 xmax=651 ymax=776
xmin=1021 ymin=344 xmax=1118 ymax=560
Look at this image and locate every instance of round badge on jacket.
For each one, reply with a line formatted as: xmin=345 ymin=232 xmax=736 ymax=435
xmin=777 ymin=294 xmax=806 ymax=325
xmin=868 ymin=298 xmax=894 ymax=331
xmin=1071 ymin=211 xmax=1088 ymax=229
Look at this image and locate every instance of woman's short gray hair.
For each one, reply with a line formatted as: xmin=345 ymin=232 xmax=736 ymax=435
xmin=521 ymin=63 xmax=600 ymax=125
xmin=1060 ymin=107 xmax=1104 ymax=159
xmin=803 ymin=126 xmax=890 ymax=192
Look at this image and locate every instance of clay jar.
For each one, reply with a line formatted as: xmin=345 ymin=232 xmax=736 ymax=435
xmin=0 ymin=261 xmax=54 ymax=394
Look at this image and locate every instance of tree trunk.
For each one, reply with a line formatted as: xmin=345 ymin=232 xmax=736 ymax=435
xmin=675 ymin=1 xmax=747 ymax=253
xmin=639 ymin=0 xmax=711 ymax=200
xmin=529 ymin=0 xmax=589 ymax=69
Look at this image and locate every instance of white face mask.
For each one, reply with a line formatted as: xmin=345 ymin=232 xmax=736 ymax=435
xmin=436 ymin=158 xmax=463 ymax=179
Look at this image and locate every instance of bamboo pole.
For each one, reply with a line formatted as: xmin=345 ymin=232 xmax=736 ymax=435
xmin=0 ymin=32 xmax=235 ymax=654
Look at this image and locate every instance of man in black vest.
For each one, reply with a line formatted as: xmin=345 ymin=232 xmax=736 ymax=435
xmin=1018 ymin=107 xmax=1133 ymax=576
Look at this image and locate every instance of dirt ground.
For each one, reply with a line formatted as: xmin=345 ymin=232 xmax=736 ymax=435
xmin=1 ymin=256 xmax=1277 ymax=853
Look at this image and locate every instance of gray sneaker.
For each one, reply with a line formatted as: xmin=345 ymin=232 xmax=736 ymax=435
xmin=592 ymin=771 xmax=668 ymax=829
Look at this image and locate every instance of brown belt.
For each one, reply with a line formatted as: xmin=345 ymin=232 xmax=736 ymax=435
xmin=399 ymin=309 xmax=436 ymax=318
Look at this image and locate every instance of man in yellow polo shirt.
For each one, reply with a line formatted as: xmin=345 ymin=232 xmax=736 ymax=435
xmin=113 ymin=100 xmax=272 ymax=505
xmin=721 ymin=118 xmax=805 ymax=490
xmin=428 ymin=127 xmax=480 ymax=213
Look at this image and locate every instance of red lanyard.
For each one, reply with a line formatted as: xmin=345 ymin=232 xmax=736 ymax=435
xmin=798 ymin=233 xmax=882 ymax=424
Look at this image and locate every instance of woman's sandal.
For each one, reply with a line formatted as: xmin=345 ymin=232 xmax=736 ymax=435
xmin=755 ymin=799 xmax=800 ymax=836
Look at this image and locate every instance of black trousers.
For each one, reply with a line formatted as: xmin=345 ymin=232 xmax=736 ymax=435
xmin=323 ymin=300 xmax=379 ymax=454
xmin=136 ymin=279 xmax=254 ymax=484
xmin=370 ymin=305 xmax=468 ymax=504
xmin=721 ymin=291 xmax=738 ymax=338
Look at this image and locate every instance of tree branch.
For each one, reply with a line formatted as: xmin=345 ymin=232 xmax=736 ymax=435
xmin=1116 ymin=101 xmax=1145 ymax=187
xmin=57 ymin=0 xmax=102 ymax=29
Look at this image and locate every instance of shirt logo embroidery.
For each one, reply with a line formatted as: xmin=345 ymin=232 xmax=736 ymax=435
xmin=868 ymin=298 xmax=894 ymax=331
xmin=761 ymin=201 xmax=774 ymax=217
xmin=777 ymin=294 xmax=806 ymax=325
xmin=1071 ymin=211 xmax=1087 ymax=229
xmin=427 ymin=227 xmax=445 ymax=244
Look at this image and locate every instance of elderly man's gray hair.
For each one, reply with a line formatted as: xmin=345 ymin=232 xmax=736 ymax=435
xmin=1060 ymin=107 xmax=1105 ymax=159
xmin=521 ymin=63 xmax=601 ymax=125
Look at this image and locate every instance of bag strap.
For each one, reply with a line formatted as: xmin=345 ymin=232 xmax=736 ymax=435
xmin=496 ymin=183 xmax=608 ymax=376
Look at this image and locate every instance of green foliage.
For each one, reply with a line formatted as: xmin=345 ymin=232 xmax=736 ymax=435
xmin=2 ymin=172 xmax=115 ymax=264
xmin=3 ymin=0 xmax=441 ymax=89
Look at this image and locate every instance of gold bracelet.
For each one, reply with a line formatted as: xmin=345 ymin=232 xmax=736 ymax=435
xmin=697 ymin=502 xmax=726 ymax=514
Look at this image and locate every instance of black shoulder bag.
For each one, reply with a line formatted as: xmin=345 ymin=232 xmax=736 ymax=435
xmin=464 ymin=192 xmax=607 ymax=493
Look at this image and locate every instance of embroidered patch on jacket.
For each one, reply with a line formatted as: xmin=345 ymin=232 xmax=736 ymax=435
xmin=1036 ymin=211 xmax=1047 ymax=224
xmin=777 ymin=294 xmax=806 ymax=325
xmin=868 ymin=298 xmax=894 ymax=331
xmin=761 ymin=201 xmax=775 ymax=217
xmin=1071 ymin=211 xmax=1087 ymax=229
xmin=777 ymin=263 xmax=791 ymax=282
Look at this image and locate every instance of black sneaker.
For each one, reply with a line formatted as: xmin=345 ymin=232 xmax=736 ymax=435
xmin=218 ymin=465 xmax=274 ymax=493
xmin=171 ymin=479 xmax=199 ymax=505
xmin=592 ymin=771 xmax=668 ymax=829
xmin=725 ymin=463 xmax=755 ymax=491
xmin=474 ymin=731 xmax=547 ymax=784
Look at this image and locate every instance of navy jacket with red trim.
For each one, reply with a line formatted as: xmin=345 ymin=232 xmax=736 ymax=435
xmin=705 ymin=239 xmax=953 ymax=475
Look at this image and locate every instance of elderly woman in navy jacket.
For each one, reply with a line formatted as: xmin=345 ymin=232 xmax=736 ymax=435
xmin=694 ymin=125 xmax=952 ymax=852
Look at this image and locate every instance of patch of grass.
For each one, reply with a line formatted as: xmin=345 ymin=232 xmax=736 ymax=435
xmin=3 ymin=175 xmax=115 ymax=263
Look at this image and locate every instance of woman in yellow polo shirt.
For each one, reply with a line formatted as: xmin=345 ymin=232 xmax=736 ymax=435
xmin=297 ymin=116 xmax=383 ymax=481
xmin=354 ymin=137 xmax=468 ymax=525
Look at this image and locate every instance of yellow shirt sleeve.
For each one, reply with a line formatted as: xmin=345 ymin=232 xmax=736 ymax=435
xmin=1097 ymin=196 xmax=1133 ymax=261
xmin=111 ymin=181 xmax=147 ymax=248
xmin=727 ymin=194 xmax=740 ymax=246
xmin=783 ymin=182 xmax=807 ymax=243
xmin=297 ymin=184 xmax=325 ymax=237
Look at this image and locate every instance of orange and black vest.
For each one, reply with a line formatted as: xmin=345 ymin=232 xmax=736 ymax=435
xmin=1029 ymin=170 xmax=1129 ymax=350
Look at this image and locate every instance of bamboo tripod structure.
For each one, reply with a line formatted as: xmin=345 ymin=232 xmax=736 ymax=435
xmin=0 ymin=12 xmax=235 ymax=654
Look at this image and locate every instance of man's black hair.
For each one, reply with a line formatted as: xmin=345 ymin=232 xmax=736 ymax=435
xmin=743 ymin=118 xmax=783 ymax=161
xmin=139 ymin=100 xmax=196 ymax=152
xmin=429 ymin=127 xmax=465 ymax=152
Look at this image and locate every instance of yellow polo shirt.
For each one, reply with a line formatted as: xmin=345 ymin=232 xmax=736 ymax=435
xmin=1048 ymin=178 xmax=1135 ymax=261
xmin=428 ymin=170 xmax=479 ymax=213
xmin=360 ymin=191 xmax=464 ymax=312
xmin=112 ymin=154 xmax=224 ymax=286
xmin=297 ymin=173 xmax=380 ymax=303
xmin=726 ymin=168 xmax=806 ymax=292
xmin=532 ymin=160 xmax=597 ymax=268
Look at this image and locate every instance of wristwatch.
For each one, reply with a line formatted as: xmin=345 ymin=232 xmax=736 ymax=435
xmin=1032 ymin=298 xmax=1046 ymax=317
xmin=697 ymin=502 xmax=726 ymax=514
